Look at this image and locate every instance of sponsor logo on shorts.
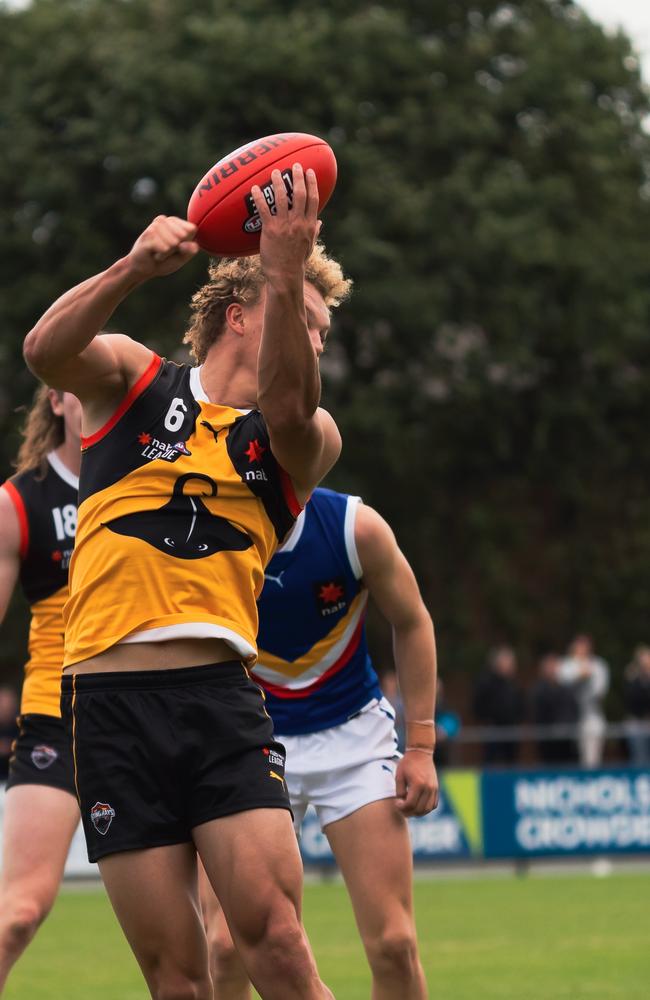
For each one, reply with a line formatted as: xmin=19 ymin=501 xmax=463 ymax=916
xmin=30 ymin=744 xmax=58 ymax=770
xmin=263 ymin=747 xmax=285 ymax=768
xmin=90 ymin=802 xmax=116 ymax=836
xmin=269 ymin=769 xmax=286 ymax=790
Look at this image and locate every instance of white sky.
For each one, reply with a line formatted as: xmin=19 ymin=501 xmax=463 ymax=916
xmin=580 ymin=0 xmax=650 ymax=80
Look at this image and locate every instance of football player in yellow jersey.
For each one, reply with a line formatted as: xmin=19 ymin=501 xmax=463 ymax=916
xmin=23 ymin=166 xmax=348 ymax=1000
xmin=0 ymin=386 xmax=81 ymax=993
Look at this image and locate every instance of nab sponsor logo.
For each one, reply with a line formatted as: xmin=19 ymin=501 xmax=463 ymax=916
xmin=51 ymin=547 xmax=73 ymax=571
xmin=313 ymin=578 xmax=347 ymax=617
xmin=263 ymin=747 xmax=285 ymax=768
xmin=31 ymin=744 xmax=58 ymax=770
xmin=137 ymin=432 xmax=191 ymax=464
xmin=90 ymin=802 xmax=116 ymax=836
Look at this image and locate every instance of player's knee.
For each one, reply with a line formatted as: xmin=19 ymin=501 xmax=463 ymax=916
xmin=366 ymin=924 xmax=419 ymax=977
xmin=1 ymin=894 xmax=50 ymax=952
xmin=259 ymin=918 xmax=316 ymax=983
xmin=208 ymin=928 xmax=246 ymax=985
xmin=152 ymin=973 xmax=212 ymax=1000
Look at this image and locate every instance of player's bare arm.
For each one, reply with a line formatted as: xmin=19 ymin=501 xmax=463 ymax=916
xmin=0 ymin=488 xmax=21 ymax=620
xmin=252 ymin=164 xmax=341 ymax=499
xmin=355 ymin=503 xmax=439 ymax=817
xmin=23 ymin=216 xmax=199 ymax=434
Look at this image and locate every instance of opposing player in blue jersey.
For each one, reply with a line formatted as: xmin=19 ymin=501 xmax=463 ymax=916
xmin=201 ymin=487 xmax=438 ymax=999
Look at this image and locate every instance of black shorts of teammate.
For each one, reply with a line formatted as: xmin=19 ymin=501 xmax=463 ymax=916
xmin=60 ymin=660 xmax=291 ymax=863
xmin=6 ymin=713 xmax=77 ymax=798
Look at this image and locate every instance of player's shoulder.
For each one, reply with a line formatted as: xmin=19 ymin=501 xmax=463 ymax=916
xmin=310 ymin=485 xmax=353 ymax=507
xmin=2 ymin=464 xmax=40 ymax=498
xmin=0 ymin=477 xmax=26 ymax=554
xmin=353 ymin=503 xmax=398 ymax=567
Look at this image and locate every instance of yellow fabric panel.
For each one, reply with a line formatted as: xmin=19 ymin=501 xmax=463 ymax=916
xmin=21 ymin=587 xmax=67 ymax=717
xmin=64 ymin=403 xmax=279 ymax=666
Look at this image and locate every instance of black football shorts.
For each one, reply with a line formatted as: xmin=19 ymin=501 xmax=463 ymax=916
xmin=6 ymin=713 xmax=77 ymax=797
xmin=60 ymin=661 xmax=291 ymax=863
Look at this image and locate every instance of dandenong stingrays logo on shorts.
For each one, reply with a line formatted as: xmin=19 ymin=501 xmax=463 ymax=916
xmin=90 ymin=802 xmax=116 ymax=836
xmin=30 ymin=744 xmax=58 ymax=770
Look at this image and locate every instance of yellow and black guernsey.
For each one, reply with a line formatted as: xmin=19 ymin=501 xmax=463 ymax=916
xmin=2 ymin=453 xmax=78 ymax=716
xmin=63 ymin=353 xmax=300 ymax=667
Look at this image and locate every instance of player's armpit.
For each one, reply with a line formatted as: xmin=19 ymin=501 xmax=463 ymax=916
xmin=24 ymin=334 xmax=154 ymax=440
xmin=267 ymin=406 xmax=341 ymax=504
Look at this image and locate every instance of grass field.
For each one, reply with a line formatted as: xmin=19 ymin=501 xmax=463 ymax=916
xmin=4 ymin=873 xmax=648 ymax=999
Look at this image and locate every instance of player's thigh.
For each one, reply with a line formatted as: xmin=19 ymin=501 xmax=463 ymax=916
xmin=1 ymin=784 xmax=79 ymax=904
xmin=325 ymin=798 xmax=415 ymax=938
xmin=193 ymin=808 xmax=303 ymax=941
xmin=98 ymin=843 xmax=209 ymax=984
xmin=198 ymin=857 xmax=237 ymax=948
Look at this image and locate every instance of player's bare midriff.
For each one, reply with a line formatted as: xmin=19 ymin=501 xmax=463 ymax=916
xmin=63 ymin=637 xmax=238 ymax=675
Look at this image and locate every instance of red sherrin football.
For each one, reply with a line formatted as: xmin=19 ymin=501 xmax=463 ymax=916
xmin=187 ymin=132 xmax=337 ymax=257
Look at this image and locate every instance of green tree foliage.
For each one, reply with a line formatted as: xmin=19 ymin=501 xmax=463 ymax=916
xmin=1 ymin=0 xmax=649 ymax=694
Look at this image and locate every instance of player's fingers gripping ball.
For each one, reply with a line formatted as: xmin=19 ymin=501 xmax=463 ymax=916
xmin=187 ymin=132 xmax=337 ymax=257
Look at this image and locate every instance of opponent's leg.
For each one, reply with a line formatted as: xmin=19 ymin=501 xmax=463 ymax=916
xmin=325 ymin=798 xmax=427 ymax=1000
xmin=99 ymin=843 xmax=213 ymax=1000
xmin=194 ymin=809 xmax=333 ymax=1000
xmin=197 ymin=861 xmax=251 ymax=1000
xmin=0 ymin=785 xmax=79 ymax=993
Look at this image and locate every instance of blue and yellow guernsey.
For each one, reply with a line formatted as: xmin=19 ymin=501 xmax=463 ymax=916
xmin=251 ymin=488 xmax=382 ymax=735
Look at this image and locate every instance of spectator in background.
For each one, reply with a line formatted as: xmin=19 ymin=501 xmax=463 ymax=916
xmin=558 ymin=634 xmax=609 ymax=768
xmin=623 ymin=645 xmax=650 ymax=766
xmin=531 ymin=653 xmax=578 ymax=766
xmin=435 ymin=678 xmax=461 ymax=768
xmin=473 ymin=645 xmax=525 ymax=765
xmin=0 ymin=687 xmax=19 ymax=783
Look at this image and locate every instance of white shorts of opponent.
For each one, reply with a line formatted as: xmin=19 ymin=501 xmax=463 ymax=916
xmin=277 ymin=696 xmax=401 ymax=833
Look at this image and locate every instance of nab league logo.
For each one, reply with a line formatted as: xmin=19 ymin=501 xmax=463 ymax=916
xmin=90 ymin=802 xmax=116 ymax=836
xmin=30 ymin=744 xmax=58 ymax=770
xmin=137 ymin=431 xmax=191 ymax=464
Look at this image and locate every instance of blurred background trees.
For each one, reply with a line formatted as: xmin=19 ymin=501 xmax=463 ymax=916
xmin=2 ymin=0 xmax=650 ymax=705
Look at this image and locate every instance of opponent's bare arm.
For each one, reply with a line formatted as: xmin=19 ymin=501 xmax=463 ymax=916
xmin=252 ymin=165 xmax=341 ymax=500
xmin=23 ymin=217 xmax=199 ymax=433
xmin=355 ymin=503 xmax=439 ymax=817
xmin=0 ymin=489 xmax=22 ymax=623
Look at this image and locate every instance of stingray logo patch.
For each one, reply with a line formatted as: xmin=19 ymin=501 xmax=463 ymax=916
xmin=90 ymin=802 xmax=116 ymax=836
xmin=104 ymin=473 xmax=253 ymax=561
xmin=30 ymin=745 xmax=58 ymax=770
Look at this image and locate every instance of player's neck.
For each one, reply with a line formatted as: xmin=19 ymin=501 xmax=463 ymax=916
xmin=200 ymin=351 xmax=257 ymax=410
xmin=54 ymin=437 xmax=81 ymax=477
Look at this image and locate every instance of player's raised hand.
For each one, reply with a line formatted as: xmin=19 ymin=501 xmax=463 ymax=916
xmin=395 ymin=751 xmax=439 ymax=817
xmin=127 ymin=216 xmax=199 ymax=279
xmin=250 ymin=164 xmax=322 ymax=287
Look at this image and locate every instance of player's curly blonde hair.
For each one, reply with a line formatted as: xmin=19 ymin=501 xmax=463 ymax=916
xmin=14 ymin=385 xmax=64 ymax=477
xmin=184 ymin=244 xmax=352 ymax=364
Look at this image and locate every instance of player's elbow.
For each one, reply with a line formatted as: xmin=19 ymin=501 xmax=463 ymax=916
xmin=23 ymin=327 xmax=49 ymax=377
